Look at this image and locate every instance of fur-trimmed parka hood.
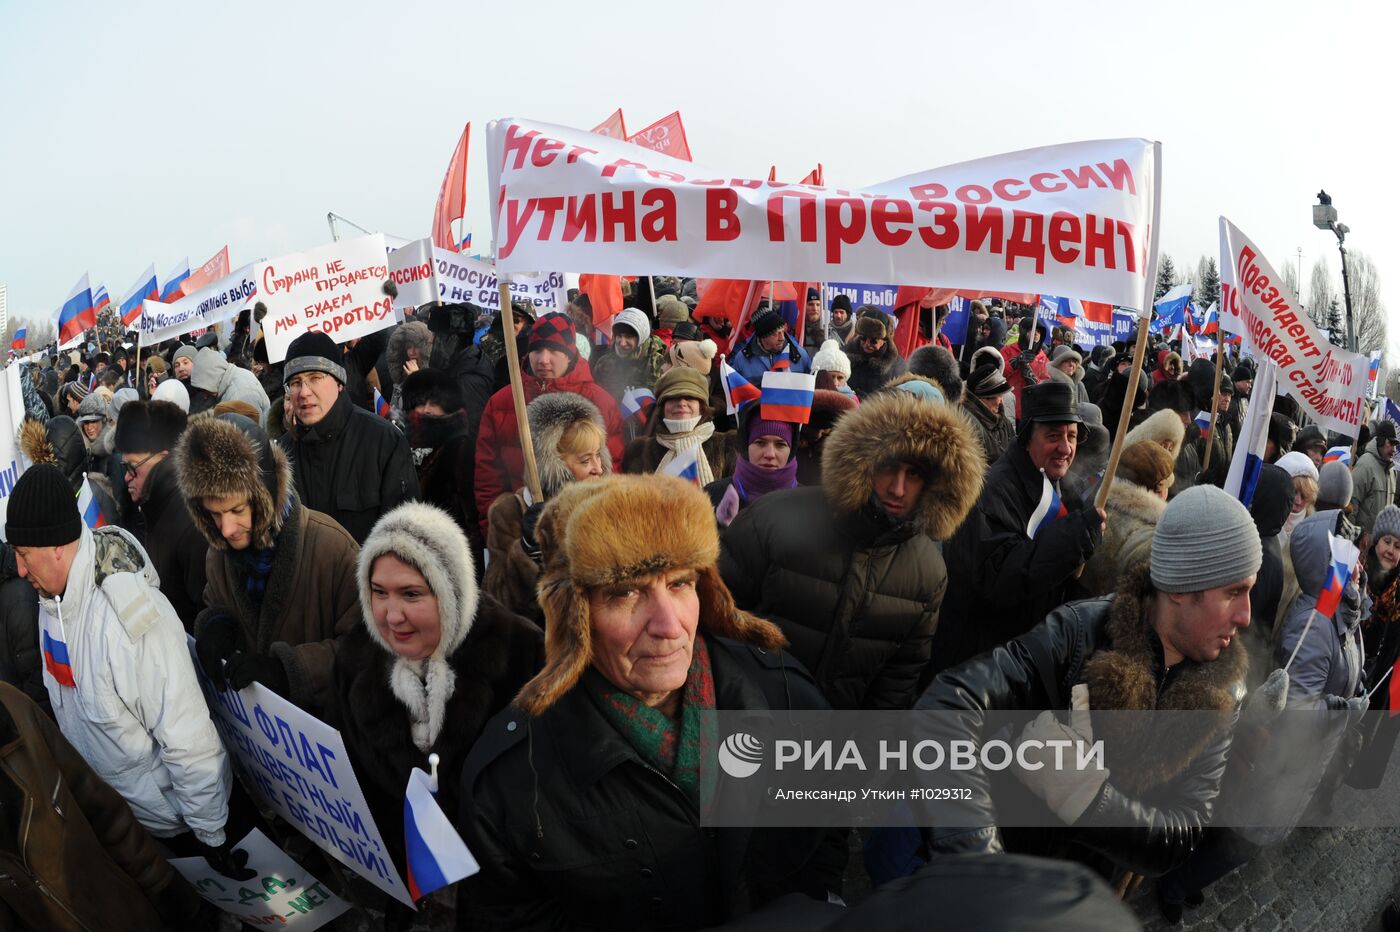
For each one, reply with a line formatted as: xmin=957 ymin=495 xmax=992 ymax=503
xmin=358 ymin=502 xmax=480 ymax=751
xmin=1084 ymin=561 xmax=1247 ymax=794
xmin=819 ymin=389 xmax=984 ymax=539
xmin=515 ymin=475 xmax=786 ymax=716
xmin=175 ymin=413 xmax=293 ymax=551
xmin=19 ymin=416 xmax=86 ymax=487
xmin=528 ymin=391 xmax=612 ymax=499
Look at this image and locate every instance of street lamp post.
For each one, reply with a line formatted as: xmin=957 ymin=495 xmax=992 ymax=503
xmin=1313 ymin=191 xmax=1357 ymax=353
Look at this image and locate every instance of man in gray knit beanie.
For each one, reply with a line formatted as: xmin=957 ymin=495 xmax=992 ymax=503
xmin=918 ymin=485 xmax=1259 ymax=881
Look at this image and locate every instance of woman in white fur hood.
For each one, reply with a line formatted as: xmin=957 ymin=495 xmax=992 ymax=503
xmin=328 ymin=501 xmax=543 ymax=916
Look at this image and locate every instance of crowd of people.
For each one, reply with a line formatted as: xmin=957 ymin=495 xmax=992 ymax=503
xmin=2 ymin=278 xmax=1398 ymax=931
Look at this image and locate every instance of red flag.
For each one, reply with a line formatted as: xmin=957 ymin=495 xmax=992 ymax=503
xmin=696 ymin=279 xmax=760 ymax=352
xmin=627 ymin=111 xmax=691 ymax=161
xmin=179 ymin=245 xmax=230 ymax=298
xmin=891 ymin=287 xmax=937 ymax=358
xmin=578 ymin=274 xmax=624 ymax=328
xmin=1081 ymin=300 xmax=1114 ymax=324
xmin=432 ymin=123 xmax=471 ymax=252
xmin=591 ymin=109 xmax=627 ymax=139
xmin=798 ymin=165 xmax=824 ymax=186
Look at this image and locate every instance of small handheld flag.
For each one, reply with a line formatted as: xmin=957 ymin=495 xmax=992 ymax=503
xmin=404 ymin=758 xmax=479 ymax=901
xmin=1194 ymin=410 xmax=1212 ymax=439
xmin=660 ymin=445 xmax=703 ymax=484
xmin=1225 ymin=361 xmax=1278 ymax=507
xmin=40 ymin=607 xmax=76 ymax=688
xmin=759 ymin=370 xmax=815 ymax=424
xmin=374 ymin=386 xmax=391 ymax=418
xmin=77 ymin=478 xmax=107 ymax=529
xmin=1315 ymin=534 xmax=1360 ymax=620
xmin=621 ymin=387 xmax=656 ymax=424
xmin=1323 ymin=446 xmax=1352 ymax=466
xmin=1026 ymin=472 xmax=1068 ymax=539
xmin=720 ymin=356 xmax=761 ymax=415
xmin=91 ymin=283 xmax=111 ymax=315
xmin=10 ymin=328 xmax=26 ymax=351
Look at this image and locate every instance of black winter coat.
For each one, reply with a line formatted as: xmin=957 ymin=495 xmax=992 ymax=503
xmin=0 ymin=546 xmax=47 ymax=717
xmin=1248 ymin=463 xmax=1293 ymax=636
xmin=719 ymin=486 xmax=944 ymax=710
xmin=457 ymin=638 xmax=842 ymax=931
xmin=329 ymin=595 xmax=542 ymax=879
xmin=930 ymin=441 xmax=1102 ymax=679
xmin=411 ymin=411 xmax=482 ymax=564
xmin=277 ymin=391 xmax=420 ymax=544
xmin=136 ymin=457 xmax=207 ymax=629
xmin=917 ymin=566 xmax=1247 ymax=878
xmin=843 ymin=344 xmax=907 ymax=400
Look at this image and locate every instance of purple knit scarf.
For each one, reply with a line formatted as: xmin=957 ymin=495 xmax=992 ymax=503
xmin=731 ymin=455 xmax=799 ymax=504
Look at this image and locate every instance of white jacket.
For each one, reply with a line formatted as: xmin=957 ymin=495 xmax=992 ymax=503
xmin=40 ymin=525 xmax=231 ymax=845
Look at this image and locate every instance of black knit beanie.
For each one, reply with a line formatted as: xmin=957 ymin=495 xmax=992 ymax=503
xmin=5 ymin=464 xmax=81 ymax=547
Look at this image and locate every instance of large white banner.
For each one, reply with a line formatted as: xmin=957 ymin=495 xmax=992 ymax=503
xmin=140 ymin=264 xmax=260 ymax=344
xmin=198 ymin=674 xmax=414 ymax=907
xmin=432 ymin=250 xmax=567 ymax=312
xmin=1219 ymin=217 xmax=1368 ymax=437
xmin=0 ymin=366 xmax=31 ymax=539
xmin=386 ymin=238 xmax=438 ymax=316
xmin=258 ymin=234 xmax=395 ymax=363
xmin=487 ymin=118 xmax=1160 ymax=311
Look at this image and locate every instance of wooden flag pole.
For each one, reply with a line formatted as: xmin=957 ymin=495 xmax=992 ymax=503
xmin=1200 ymin=336 xmax=1228 ymax=473
xmin=499 ymin=279 xmax=542 ymax=502
xmin=1095 ymin=323 xmax=1152 ymax=511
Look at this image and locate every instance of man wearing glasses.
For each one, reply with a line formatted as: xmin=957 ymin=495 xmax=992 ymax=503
xmin=276 ymin=332 xmax=419 ymax=544
xmin=113 ymin=399 xmax=207 ymax=628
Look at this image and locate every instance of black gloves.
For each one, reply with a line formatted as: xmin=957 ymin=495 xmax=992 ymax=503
xmin=202 ymin=840 xmax=258 ymax=881
xmin=520 ymin=502 xmax=545 ymax=565
xmin=194 ymin=613 xmax=241 ymax=690
xmin=224 ymin=653 xmax=290 ymax=698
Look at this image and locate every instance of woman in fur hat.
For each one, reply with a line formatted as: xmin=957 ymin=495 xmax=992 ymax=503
xmin=843 ymin=307 xmax=907 ymax=400
xmin=459 ymin=475 xmax=841 ymax=929
xmin=178 ymin=414 xmax=360 ymax=713
xmin=1079 ymin=441 xmax=1173 ymax=597
xmin=704 ymin=403 xmax=800 ymax=528
xmin=622 ymin=366 xmax=734 ymax=482
xmin=333 ymin=502 xmax=542 ymax=921
xmin=485 ymin=392 xmax=610 ymax=622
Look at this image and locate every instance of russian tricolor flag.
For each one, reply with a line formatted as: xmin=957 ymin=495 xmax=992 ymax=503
xmin=1315 ymin=534 xmax=1360 ymax=619
xmin=10 ymin=327 xmax=25 ymax=351
xmin=660 ymin=444 xmax=703 ymax=484
xmin=1151 ymin=283 xmax=1194 ymax=335
xmin=159 ymin=258 xmax=190 ymax=303
xmin=374 ymin=386 xmax=391 ymax=418
xmin=403 ymin=765 xmax=479 ymax=901
xmin=41 ymin=609 xmax=76 ymax=689
xmin=1323 ymin=446 xmax=1352 ymax=466
xmin=1225 ymin=360 xmax=1277 ymax=508
xmin=1194 ymin=410 xmax=1213 ymax=439
xmin=1026 ymin=472 xmax=1068 ymax=539
xmin=721 ymin=356 xmax=761 ymax=415
xmin=56 ymin=274 xmax=96 ymax=349
xmin=77 ymin=478 xmax=106 ymax=529
xmin=119 ymin=264 xmax=159 ymax=327
xmin=1370 ymin=351 xmax=1382 ymax=398
xmin=92 ymin=283 xmax=111 ymax=315
xmin=759 ymin=370 xmax=815 ymax=424
xmin=621 ymin=387 xmax=656 ymax=423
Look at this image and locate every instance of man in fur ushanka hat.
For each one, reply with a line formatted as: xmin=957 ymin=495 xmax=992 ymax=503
xmin=458 ymin=474 xmax=844 ymax=929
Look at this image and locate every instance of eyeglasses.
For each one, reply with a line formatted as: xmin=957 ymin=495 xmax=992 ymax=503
xmin=122 ymin=452 xmax=161 ymax=478
xmin=287 ymin=372 xmax=328 ymax=394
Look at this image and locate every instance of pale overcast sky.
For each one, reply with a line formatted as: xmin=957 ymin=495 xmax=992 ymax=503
xmin=2 ymin=0 xmax=1395 ymax=352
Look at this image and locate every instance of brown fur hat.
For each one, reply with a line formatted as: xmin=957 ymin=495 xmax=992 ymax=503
xmin=174 ymin=413 xmax=293 ymax=551
xmin=820 ymin=388 xmax=984 ymax=539
xmin=514 ymin=474 xmax=786 ymax=716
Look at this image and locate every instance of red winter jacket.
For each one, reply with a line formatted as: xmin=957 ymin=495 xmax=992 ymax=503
xmin=474 ymin=362 xmax=625 ymax=537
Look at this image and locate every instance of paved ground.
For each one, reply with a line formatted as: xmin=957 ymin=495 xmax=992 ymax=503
xmin=1128 ymin=827 xmax=1400 ymax=931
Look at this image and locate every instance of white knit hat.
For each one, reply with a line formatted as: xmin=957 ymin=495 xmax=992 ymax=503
xmin=612 ymin=308 xmax=651 ymax=345
xmin=1275 ymin=450 xmax=1319 ymax=481
xmin=811 ymin=339 xmax=851 ymax=379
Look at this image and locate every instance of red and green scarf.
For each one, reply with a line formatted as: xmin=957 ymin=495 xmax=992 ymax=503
xmin=591 ymin=635 xmax=717 ymax=810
